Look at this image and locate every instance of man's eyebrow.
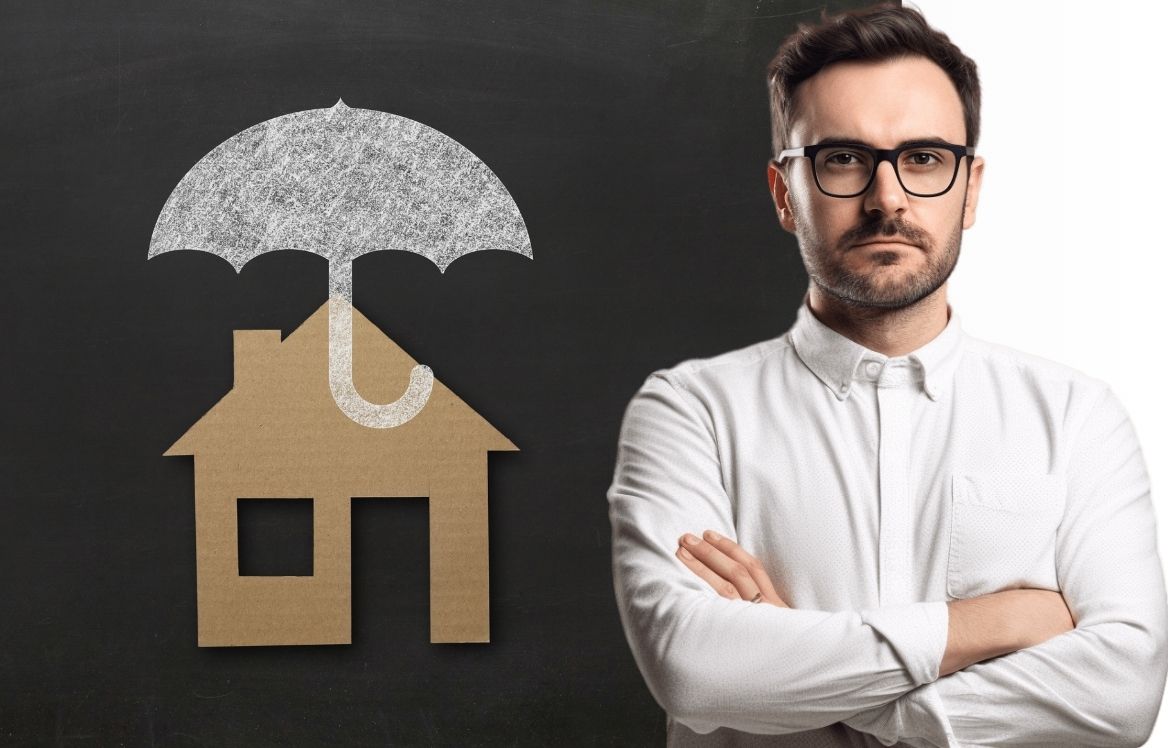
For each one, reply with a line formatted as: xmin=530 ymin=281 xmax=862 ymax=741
xmin=816 ymin=136 xmax=955 ymax=148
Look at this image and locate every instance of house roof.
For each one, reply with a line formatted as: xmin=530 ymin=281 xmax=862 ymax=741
xmin=165 ymin=300 xmax=518 ymax=462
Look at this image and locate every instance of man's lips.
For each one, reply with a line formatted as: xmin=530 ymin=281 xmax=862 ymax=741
xmin=852 ymin=239 xmax=919 ymax=249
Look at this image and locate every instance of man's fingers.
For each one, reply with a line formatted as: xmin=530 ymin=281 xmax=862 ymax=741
xmin=701 ymin=530 xmax=787 ymax=606
xmin=675 ymin=546 xmax=741 ymax=600
xmin=679 ymin=533 xmax=763 ymax=602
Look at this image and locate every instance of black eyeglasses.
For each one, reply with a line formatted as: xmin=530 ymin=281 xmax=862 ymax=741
xmin=775 ymin=141 xmax=976 ymax=198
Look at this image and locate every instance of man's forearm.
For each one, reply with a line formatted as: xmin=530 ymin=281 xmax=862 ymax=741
xmin=940 ymin=588 xmax=1073 ymax=675
xmin=864 ymin=613 xmax=1166 ymax=748
xmin=844 ymin=588 xmax=1076 ymax=745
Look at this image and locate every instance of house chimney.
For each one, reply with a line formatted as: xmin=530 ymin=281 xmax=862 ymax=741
xmin=233 ymin=330 xmax=282 ymax=389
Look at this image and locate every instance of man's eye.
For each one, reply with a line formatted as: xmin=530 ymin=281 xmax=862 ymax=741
xmin=904 ymin=151 xmax=941 ymax=166
xmin=824 ymin=151 xmax=868 ymax=167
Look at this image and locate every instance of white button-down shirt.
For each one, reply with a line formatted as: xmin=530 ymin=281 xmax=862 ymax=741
xmin=608 ymin=295 xmax=1168 ymax=747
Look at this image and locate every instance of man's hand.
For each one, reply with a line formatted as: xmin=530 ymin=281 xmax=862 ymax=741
xmin=676 ymin=530 xmax=789 ymax=607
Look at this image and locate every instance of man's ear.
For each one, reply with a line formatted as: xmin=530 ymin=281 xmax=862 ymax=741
xmin=768 ymin=160 xmax=797 ymax=234
xmin=962 ymin=155 xmax=985 ymax=230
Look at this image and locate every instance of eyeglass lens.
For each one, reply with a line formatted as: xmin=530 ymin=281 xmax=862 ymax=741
xmin=814 ymin=146 xmax=958 ymax=197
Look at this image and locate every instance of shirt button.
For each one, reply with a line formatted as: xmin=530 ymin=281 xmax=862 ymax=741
xmin=865 ymin=361 xmax=881 ymax=376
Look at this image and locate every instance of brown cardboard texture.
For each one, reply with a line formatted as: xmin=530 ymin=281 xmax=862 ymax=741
xmin=165 ymin=300 xmax=517 ymax=647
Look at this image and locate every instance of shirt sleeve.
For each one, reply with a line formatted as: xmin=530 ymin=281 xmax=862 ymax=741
xmin=608 ymin=372 xmax=950 ymax=735
xmin=842 ymin=386 xmax=1168 ymax=747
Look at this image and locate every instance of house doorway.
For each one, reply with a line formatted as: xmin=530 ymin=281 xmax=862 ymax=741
xmin=351 ymin=497 xmax=430 ymax=646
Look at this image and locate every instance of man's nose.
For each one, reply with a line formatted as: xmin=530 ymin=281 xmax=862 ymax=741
xmin=862 ymin=160 xmax=908 ymax=216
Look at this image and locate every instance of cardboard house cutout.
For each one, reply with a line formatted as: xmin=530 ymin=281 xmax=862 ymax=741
xmin=165 ymin=300 xmax=517 ymax=647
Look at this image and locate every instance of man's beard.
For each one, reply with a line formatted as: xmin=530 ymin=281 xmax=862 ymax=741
xmin=798 ymin=211 xmax=963 ymax=310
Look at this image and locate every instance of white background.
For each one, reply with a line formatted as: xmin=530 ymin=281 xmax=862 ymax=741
xmin=915 ymin=1 xmax=1168 ymax=744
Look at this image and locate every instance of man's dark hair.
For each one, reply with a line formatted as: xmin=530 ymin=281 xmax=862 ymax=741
xmin=767 ymin=4 xmax=980 ymax=157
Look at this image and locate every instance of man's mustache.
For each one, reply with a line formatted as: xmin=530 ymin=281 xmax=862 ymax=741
xmin=842 ymin=217 xmax=930 ymax=248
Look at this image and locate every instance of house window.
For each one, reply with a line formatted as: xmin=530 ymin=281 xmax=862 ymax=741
xmin=237 ymin=498 xmax=314 ymax=576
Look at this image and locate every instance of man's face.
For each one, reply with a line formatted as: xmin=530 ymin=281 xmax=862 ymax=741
xmin=768 ymin=55 xmax=985 ymax=310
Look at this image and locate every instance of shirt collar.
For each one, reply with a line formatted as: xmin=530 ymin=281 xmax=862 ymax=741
xmin=787 ymin=292 xmax=964 ymax=402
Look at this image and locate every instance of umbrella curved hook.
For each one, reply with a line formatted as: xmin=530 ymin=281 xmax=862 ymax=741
xmin=327 ymin=261 xmax=433 ymax=428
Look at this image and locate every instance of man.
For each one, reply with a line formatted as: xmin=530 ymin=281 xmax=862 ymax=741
xmin=607 ymin=5 xmax=1168 ymax=747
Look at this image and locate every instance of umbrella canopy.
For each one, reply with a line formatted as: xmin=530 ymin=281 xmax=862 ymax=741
xmin=149 ymin=100 xmax=532 ymax=428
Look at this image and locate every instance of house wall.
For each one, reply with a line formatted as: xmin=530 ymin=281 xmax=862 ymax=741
xmin=192 ymin=452 xmax=490 ymax=646
xmin=428 ymin=452 xmax=490 ymax=643
xmin=195 ymin=461 xmax=353 ymax=646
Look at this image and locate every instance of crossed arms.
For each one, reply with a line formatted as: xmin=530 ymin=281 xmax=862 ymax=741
xmin=677 ymin=530 xmax=1076 ymax=745
xmin=676 ymin=530 xmax=1073 ymax=677
xmin=608 ymin=373 xmax=1168 ymax=746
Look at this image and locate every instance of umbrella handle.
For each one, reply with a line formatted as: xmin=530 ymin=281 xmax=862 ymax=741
xmin=327 ymin=294 xmax=433 ymax=429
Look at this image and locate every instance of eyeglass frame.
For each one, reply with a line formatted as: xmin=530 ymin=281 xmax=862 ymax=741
xmin=774 ymin=140 xmax=977 ymax=198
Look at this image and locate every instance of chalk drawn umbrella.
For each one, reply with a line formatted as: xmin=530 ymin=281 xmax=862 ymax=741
xmin=148 ymin=100 xmax=532 ymax=428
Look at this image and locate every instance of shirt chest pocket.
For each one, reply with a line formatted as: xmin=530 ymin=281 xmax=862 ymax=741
xmin=946 ymin=471 xmax=1067 ymax=600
